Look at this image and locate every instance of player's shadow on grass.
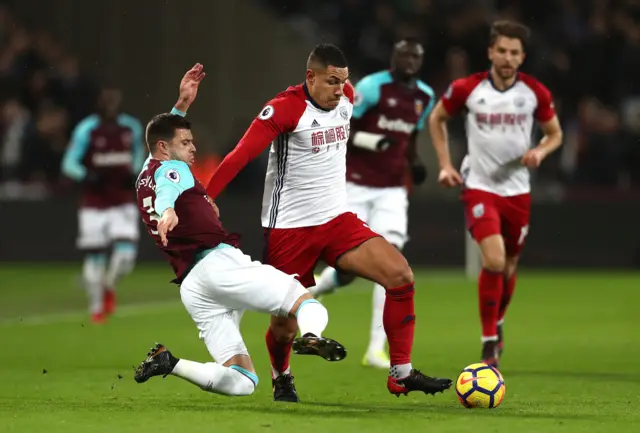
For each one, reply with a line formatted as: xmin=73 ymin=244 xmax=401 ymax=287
xmin=163 ymin=400 xmax=598 ymax=421
xmin=505 ymin=370 xmax=640 ymax=383
xmin=301 ymin=401 xmax=599 ymax=421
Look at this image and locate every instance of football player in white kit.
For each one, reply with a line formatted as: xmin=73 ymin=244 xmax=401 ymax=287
xmin=206 ymin=44 xmax=452 ymax=402
xmin=310 ymin=38 xmax=436 ymax=369
xmin=428 ymin=21 xmax=563 ymax=368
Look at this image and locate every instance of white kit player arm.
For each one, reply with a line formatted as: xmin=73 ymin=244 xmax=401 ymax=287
xmin=205 ymin=96 xmax=298 ymax=200
xmin=523 ymin=84 xmax=563 ymax=167
xmin=428 ymin=81 xmax=466 ymax=170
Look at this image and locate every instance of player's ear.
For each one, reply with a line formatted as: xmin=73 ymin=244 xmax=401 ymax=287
xmin=306 ymin=69 xmax=315 ymax=85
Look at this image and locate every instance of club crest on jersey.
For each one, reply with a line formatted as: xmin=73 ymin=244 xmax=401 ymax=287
xmin=339 ymin=106 xmax=348 ymax=120
xmin=415 ymin=99 xmax=424 ymax=116
xmin=165 ymin=169 xmax=180 ymax=183
xmin=514 ymin=96 xmax=526 ymax=108
xmin=258 ymin=105 xmax=275 ymax=120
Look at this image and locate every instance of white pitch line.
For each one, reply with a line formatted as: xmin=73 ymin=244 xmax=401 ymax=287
xmin=0 ymin=300 xmax=182 ymax=327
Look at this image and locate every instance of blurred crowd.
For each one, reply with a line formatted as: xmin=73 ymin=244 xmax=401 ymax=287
xmin=263 ymin=0 xmax=640 ymax=193
xmin=1 ymin=1 xmax=639 ymax=201
xmin=0 ymin=5 xmax=98 ymax=199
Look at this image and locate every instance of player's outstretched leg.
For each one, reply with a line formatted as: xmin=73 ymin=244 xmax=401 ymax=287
xmin=103 ymin=241 xmax=137 ymax=315
xmin=134 ymin=343 xmax=257 ymax=396
xmin=291 ymin=297 xmax=346 ymax=361
xmin=268 ymin=292 xmax=347 ymax=403
xmin=335 ymin=237 xmax=452 ymax=397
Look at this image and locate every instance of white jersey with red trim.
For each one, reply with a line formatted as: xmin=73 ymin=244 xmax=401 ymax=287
xmin=258 ymin=84 xmax=354 ymax=228
xmin=441 ymin=71 xmax=556 ymax=196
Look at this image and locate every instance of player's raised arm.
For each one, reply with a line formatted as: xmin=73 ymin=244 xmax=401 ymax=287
xmin=205 ymin=96 xmax=300 ymax=200
xmin=174 ymin=63 xmax=206 ymax=115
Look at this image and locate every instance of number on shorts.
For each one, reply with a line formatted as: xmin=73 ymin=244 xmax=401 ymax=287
xmin=142 ymin=196 xmax=160 ymax=235
xmin=518 ymin=225 xmax=529 ymax=245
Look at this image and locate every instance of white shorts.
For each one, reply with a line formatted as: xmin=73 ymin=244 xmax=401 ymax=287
xmin=77 ymin=204 xmax=139 ymax=249
xmin=179 ymin=245 xmax=308 ymax=364
xmin=345 ymin=182 xmax=409 ymax=248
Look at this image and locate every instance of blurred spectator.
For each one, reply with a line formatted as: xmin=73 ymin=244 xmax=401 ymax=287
xmin=0 ymin=4 xmax=98 ymax=198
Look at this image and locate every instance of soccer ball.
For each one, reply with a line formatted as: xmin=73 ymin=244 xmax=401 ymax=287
xmin=455 ymin=363 xmax=506 ymax=408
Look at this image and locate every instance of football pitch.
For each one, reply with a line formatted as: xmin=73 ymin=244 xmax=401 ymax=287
xmin=1 ymin=264 xmax=638 ymax=433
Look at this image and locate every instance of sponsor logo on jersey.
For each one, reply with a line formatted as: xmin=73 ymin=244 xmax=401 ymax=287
xmin=376 ymin=115 xmax=415 ymax=134
xmin=92 ymin=151 xmax=133 ymax=167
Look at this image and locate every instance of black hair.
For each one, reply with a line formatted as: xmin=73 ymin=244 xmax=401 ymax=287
xmin=145 ymin=113 xmax=191 ymax=152
xmin=307 ymin=43 xmax=348 ymax=69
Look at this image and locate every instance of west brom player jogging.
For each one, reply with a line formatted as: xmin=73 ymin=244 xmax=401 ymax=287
xmin=428 ymin=21 xmax=563 ymax=368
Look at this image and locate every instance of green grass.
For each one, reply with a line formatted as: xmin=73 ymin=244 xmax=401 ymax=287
xmin=1 ymin=264 xmax=639 ymax=433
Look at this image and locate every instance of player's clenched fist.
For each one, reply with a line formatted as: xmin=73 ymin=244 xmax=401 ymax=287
xmin=157 ymin=208 xmax=179 ymax=247
xmin=438 ymin=164 xmax=463 ymax=188
xmin=521 ymin=148 xmax=544 ymax=168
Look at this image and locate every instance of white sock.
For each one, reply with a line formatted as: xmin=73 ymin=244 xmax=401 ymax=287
xmin=104 ymin=242 xmax=137 ymax=288
xmin=310 ymin=267 xmax=339 ymax=296
xmin=171 ymin=359 xmax=256 ymax=396
xmin=390 ymin=363 xmax=413 ymax=379
xmin=83 ymin=254 xmax=106 ymax=314
xmin=367 ymin=283 xmax=387 ymax=354
xmin=296 ymin=299 xmax=328 ymax=337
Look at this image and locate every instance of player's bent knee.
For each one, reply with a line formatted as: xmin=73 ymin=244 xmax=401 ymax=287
xmin=383 ymin=261 xmax=414 ymax=289
xmin=482 ymin=252 xmax=506 ymax=273
xmin=230 ymin=376 xmax=256 ymax=396
xmin=227 ymin=366 xmax=258 ymax=396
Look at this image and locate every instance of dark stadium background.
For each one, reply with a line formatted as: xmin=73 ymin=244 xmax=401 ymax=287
xmin=0 ymin=0 xmax=638 ymax=267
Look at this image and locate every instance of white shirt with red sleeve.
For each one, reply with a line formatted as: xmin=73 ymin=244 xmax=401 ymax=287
xmin=441 ymin=71 xmax=556 ymax=196
xmin=206 ymin=83 xmax=354 ymax=228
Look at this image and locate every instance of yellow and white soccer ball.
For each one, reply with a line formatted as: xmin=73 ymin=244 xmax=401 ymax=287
xmin=456 ymin=363 xmax=506 ymax=408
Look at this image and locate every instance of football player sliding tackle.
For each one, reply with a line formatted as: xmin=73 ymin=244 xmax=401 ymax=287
xmin=310 ymin=37 xmax=435 ymax=369
xmin=205 ymin=44 xmax=452 ymax=401
xmin=428 ymin=21 xmax=563 ymax=368
xmin=132 ymin=64 xmax=347 ymax=396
